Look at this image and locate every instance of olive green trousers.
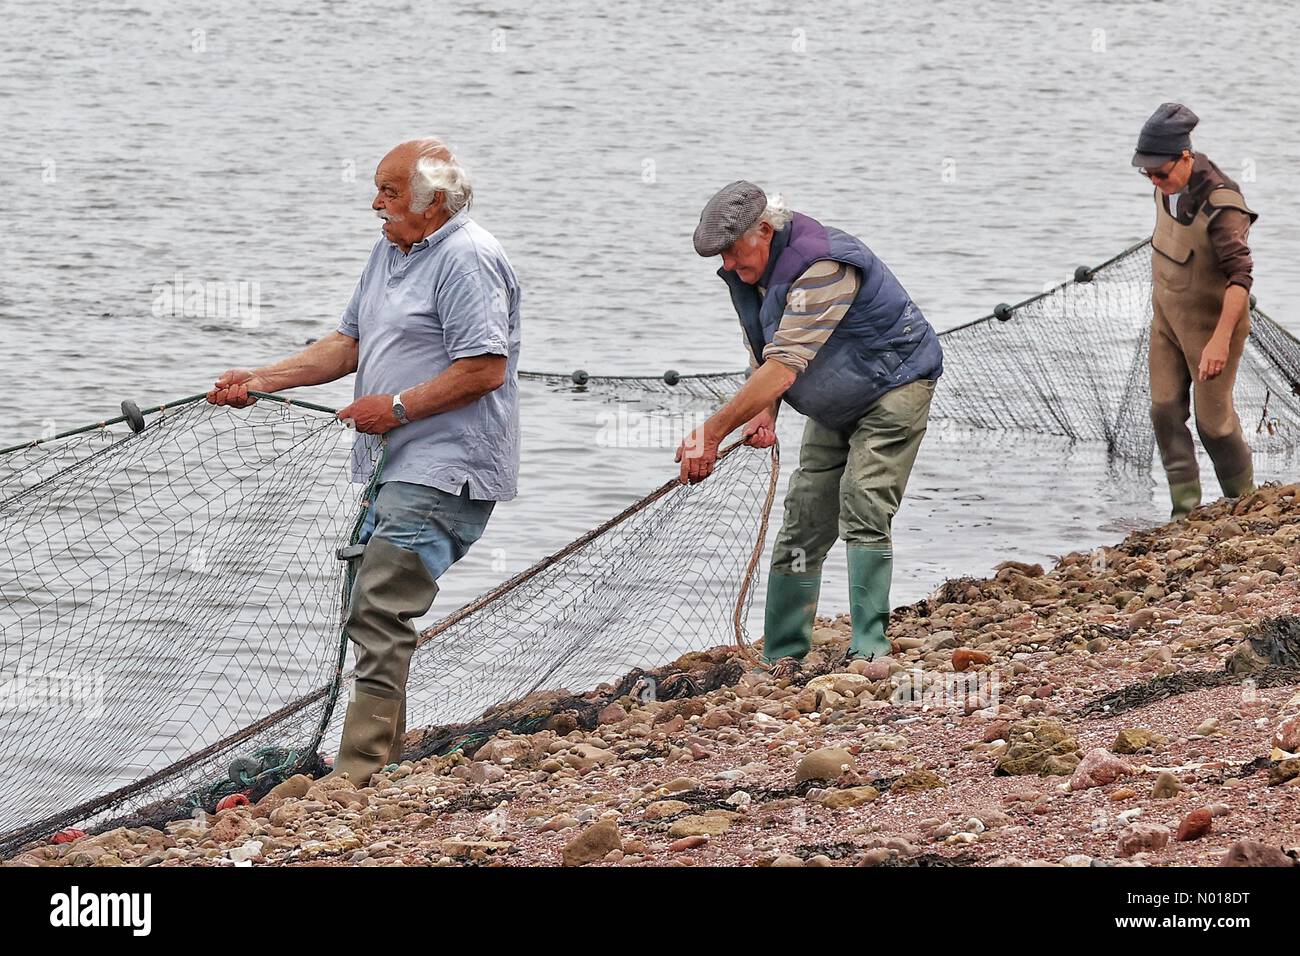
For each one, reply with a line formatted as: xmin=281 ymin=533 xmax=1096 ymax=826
xmin=770 ymin=379 xmax=935 ymax=574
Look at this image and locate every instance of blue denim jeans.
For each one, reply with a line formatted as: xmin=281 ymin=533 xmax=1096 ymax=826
xmin=356 ymin=480 xmax=495 ymax=580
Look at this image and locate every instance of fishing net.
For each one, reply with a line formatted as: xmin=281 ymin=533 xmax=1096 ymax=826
xmin=520 ymin=368 xmax=748 ymax=402
xmin=4 ymin=237 xmax=1300 ymax=856
xmin=0 ymin=392 xmax=777 ymax=856
xmin=523 ymin=241 xmax=1300 ymax=471
xmin=929 ymin=240 xmax=1300 ymax=466
xmin=0 ymin=396 xmax=369 ymax=855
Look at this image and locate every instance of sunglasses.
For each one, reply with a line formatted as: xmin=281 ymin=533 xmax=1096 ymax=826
xmin=1140 ymin=157 xmax=1185 ymax=182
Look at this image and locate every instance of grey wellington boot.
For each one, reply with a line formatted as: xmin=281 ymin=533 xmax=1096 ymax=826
xmin=323 ymin=537 xmax=437 ymax=786
xmin=1168 ymin=479 xmax=1202 ymax=521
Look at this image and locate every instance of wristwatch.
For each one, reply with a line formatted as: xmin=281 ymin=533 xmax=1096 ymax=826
xmin=391 ymin=393 xmax=410 ymax=425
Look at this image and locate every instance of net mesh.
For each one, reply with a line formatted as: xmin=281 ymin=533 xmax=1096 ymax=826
xmin=0 ymin=399 xmax=370 ymax=854
xmin=929 ymin=240 xmax=1300 ymax=464
xmin=520 ymin=368 xmax=748 ymax=402
xmin=4 ymin=237 xmax=1300 ymax=856
xmin=0 ymin=395 xmax=776 ymax=855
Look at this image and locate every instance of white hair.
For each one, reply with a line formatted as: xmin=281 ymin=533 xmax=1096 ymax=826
xmin=758 ymin=192 xmax=792 ymax=230
xmin=742 ymin=192 xmax=793 ymax=243
xmin=407 ymin=138 xmax=474 ymax=215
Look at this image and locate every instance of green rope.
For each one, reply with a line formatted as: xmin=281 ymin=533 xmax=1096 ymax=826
xmin=183 ymin=745 xmax=312 ymax=811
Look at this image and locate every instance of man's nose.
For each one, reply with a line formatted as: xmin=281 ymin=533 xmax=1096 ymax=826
xmin=372 ymin=194 xmax=383 ymax=210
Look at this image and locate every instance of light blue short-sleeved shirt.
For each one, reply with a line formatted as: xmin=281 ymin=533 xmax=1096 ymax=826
xmin=338 ymin=210 xmax=521 ymax=500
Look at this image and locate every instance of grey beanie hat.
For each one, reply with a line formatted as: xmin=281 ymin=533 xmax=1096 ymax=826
xmin=1132 ymin=102 xmax=1199 ymax=167
xmin=693 ymin=181 xmax=767 ymax=256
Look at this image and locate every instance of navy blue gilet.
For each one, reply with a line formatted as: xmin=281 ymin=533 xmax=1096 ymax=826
xmin=719 ymin=212 xmax=943 ymax=431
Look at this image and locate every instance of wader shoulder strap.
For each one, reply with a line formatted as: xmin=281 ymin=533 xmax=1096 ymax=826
xmin=1204 ymin=186 xmax=1258 ymax=223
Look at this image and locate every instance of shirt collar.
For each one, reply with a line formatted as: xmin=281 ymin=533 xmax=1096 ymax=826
xmin=398 ymin=208 xmax=470 ymax=254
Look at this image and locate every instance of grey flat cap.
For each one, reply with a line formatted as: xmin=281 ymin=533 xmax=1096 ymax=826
xmin=1132 ymin=102 xmax=1199 ymax=167
xmin=693 ymin=180 xmax=767 ymax=256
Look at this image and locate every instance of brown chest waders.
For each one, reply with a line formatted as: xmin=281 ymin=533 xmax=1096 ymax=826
xmin=1148 ymin=186 xmax=1256 ymax=519
xmin=324 ymin=537 xmax=438 ymax=787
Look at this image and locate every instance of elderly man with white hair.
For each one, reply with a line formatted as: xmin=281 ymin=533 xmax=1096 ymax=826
xmin=676 ymin=182 xmax=942 ymax=674
xmin=208 ymin=138 xmax=521 ymax=785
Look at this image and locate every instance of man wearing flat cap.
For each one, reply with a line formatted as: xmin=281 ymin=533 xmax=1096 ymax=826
xmin=675 ymin=182 xmax=943 ymax=671
xmin=1134 ymin=102 xmax=1259 ymax=519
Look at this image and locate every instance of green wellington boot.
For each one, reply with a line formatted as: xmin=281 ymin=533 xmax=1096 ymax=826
xmin=1219 ymin=466 xmax=1255 ymax=501
xmin=847 ymin=546 xmax=893 ymax=660
xmin=324 ymin=538 xmax=437 ymax=787
xmin=763 ymin=571 xmax=821 ymax=664
xmin=1168 ymin=479 xmax=1202 ymax=521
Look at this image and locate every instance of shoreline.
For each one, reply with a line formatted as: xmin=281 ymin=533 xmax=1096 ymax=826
xmin=9 ymin=484 xmax=1300 ymax=868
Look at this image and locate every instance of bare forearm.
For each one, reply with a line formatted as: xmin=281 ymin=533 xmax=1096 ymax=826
xmin=704 ymin=360 xmax=795 ymax=441
xmin=1214 ymin=284 xmax=1250 ymax=340
xmin=253 ymin=333 xmax=359 ymax=391
xmin=400 ymin=356 xmax=508 ymax=421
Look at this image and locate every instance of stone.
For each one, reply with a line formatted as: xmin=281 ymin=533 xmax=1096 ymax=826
xmin=545 ymin=713 xmax=579 ymax=735
xmin=952 ymin=649 xmax=992 ymax=672
xmin=972 ymin=807 xmax=1013 ymax=829
xmin=1274 ymin=715 xmax=1300 ymax=753
xmin=597 ymin=703 xmax=628 ymax=725
xmin=795 ymin=747 xmax=854 ymax=784
xmin=1150 ymin=771 xmax=1182 ymax=799
xmin=267 ymin=774 xmax=312 ymax=802
xmin=1267 ymin=758 xmax=1300 ymax=786
xmin=1116 ymin=823 xmax=1170 ymax=857
xmin=539 ymin=814 xmax=579 ymax=833
xmin=1041 ymin=754 xmax=1081 ymax=776
xmin=1070 ymin=749 xmax=1133 ymax=791
xmin=1176 ymin=809 xmax=1212 ymax=842
xmin=1113 ymin=728 xmax=1168 ymax=754
xmin=1128 ymin=608 xmax=1158 ymax=630
xmin=983 ymin=720 xmax=1011 ymax=743
xmin=1192 ymin=717 xmax=1221 ymax=737
xmin=562 ymin=820 xmax=622 ymax=867
xmin=806 ymin=673 xmax=871 ymax=696
xmin=643 ymin=800 xmax=691 ymax=821
xmin=891 ymin=770 xmax=944 ymax=794
xmin=863 ymin=660 xmax=893 ymax=680
xmin=441 ymin=839 xmax=513 ymax=859
xmin=700 ymin=709 xmax=735 ymax=730
xmin=566 ymin=744 xmax=615 ymax=772
xmin=667 ymin=814 xmax=734 ymax=838
xmin=1219 ymin=840 xmax=1297 ymax=867
xmin=668 ymin=836 xmax=708 ymax=852
xmin=820 ymin=786 xmax=880 ymax=809
xmin=208 ymin=812 xmax=257 ymax=844
xmin=994 ymin=719 xmax=1080 ymax=777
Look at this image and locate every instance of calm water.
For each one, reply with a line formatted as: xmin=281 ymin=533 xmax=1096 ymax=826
xmin=3 ymin=0 xmax=1298 ymax=618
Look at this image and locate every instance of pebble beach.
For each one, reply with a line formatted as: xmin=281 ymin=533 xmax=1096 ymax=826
xmin=10 ymin=484 xmax=1300 ymax=869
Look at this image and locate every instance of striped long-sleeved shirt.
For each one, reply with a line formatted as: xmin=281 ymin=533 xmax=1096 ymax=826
xmin=751 ymin=259 xmax=861 ymax=374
